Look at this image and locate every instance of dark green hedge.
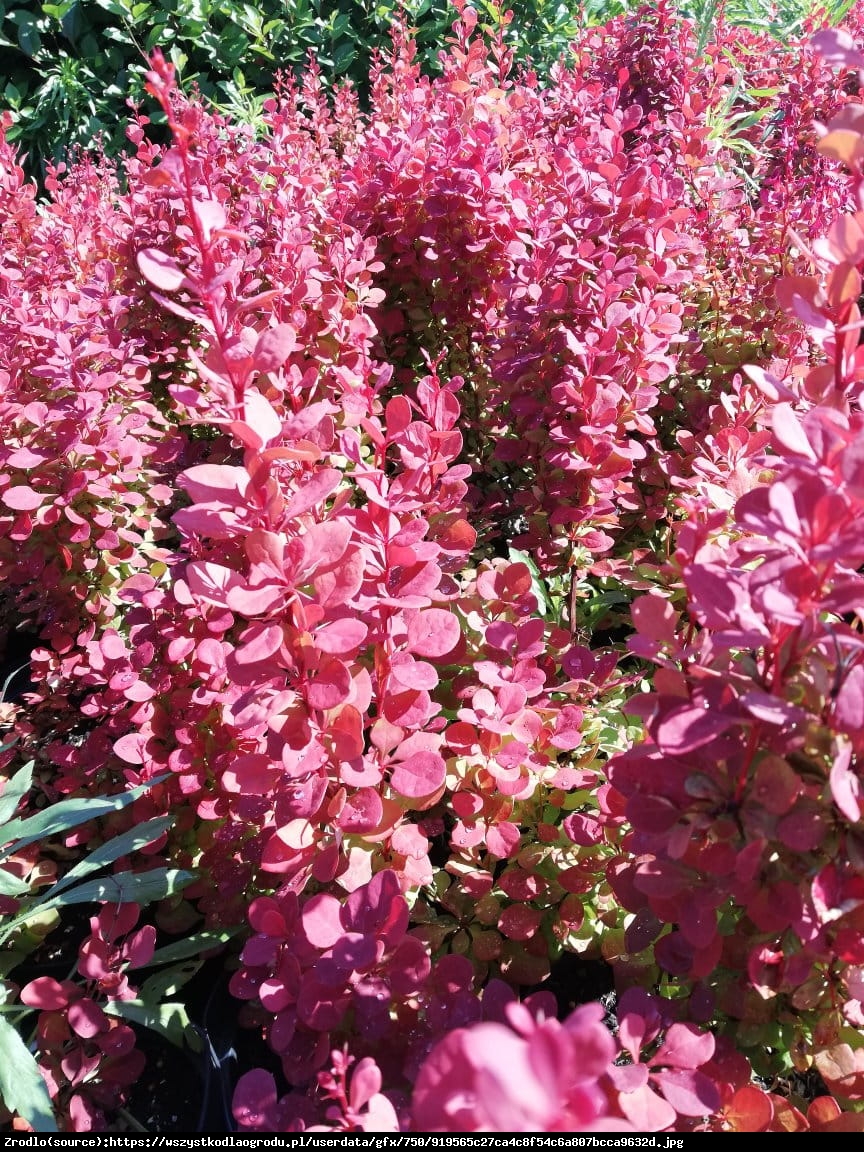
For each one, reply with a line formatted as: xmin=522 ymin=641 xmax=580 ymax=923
xmin=1 ymin=1 xmax=627 ymax=173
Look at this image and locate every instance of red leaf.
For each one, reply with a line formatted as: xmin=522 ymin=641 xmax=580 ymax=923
xmin=497 ymin=904 xmax=542 ymax=941
xmin=233 ymin=1069 xmax=278 ymax=1129
xmin=678 ymin=899 xmax=718 ymax=951
xmin=807 ymin=1096 xmax=841 ymax=1129
xmin=68 ymin=997 xmax=108 ymax=1038
xmin=328 ymin=705 xmax=364 ymax=759
xmin=722 ymin=1084 xmax=774 ymax=1131
xmin=338 ymin=788 xmax=383 ymax=833
xmin=20 ymin=977 xmax=71 ymax=1010
xmin=655 ymin=704 xmax=734 ymax=754
xmin=389 ymin=936 xmax=432 ymax=996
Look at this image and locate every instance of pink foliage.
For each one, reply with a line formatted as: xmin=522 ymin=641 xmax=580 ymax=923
xmin=5 ymin=0 xmax=864 ymax=1134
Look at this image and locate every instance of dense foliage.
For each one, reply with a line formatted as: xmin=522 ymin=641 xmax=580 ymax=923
xmin=3 ymin=0 xmax=856 ymax=177
xmin=1 ymin=0 xmax=606 ymax=173
xmin=2 ymin=0 xmax=864 ymax=1134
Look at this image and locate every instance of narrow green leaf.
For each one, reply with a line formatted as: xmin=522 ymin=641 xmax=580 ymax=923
xmin=0 ymin=867 xmax=28 ymax=897
xmin=0 ymin=775 xmax=168 ymax=861
xmin=105 ymin=998 xmax=191 ymax=1047
xmin=0 ymin=1014 xmax=57 ymax=1132
xmin=138 ymin=957 xmax=203 ymax=1004
xmin=0 ymin=760 xmax=33 ymax=826
xmin=41 ymin=867 xmax=193 ymax=907
xmin=147 ymin=927 xmax=242 ymax=966
xmin=38 ymin=816 xmax=174 ymax=903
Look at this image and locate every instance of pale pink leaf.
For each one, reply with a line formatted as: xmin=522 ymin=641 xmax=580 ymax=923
xmin=282 ymin=469 xmax=341 ymax=522
xmin=315 ymin=618 xmax=368 ymax=654
xmin=618 ymin=1083 xmax=677 ymax=1131
xmin=137 ymin=247 xmax=185 ymax=292
xmin=349 ymin=1057 xmax=383 ymax=1113
xmin=771 ymin=404 xmax=816 ymax=461
xmin=113 ymin=734 xmax=144 ymax=764
xmin=654 ymin=1068 xmax=721 ymax=1117
xmin=830 ymin=740 xmax=862 ymax=822
xmin=389 ymin=654 xmax=439 ymax=691
xmin=314 ymin=549 xmax=365 ymax=607
xmin=185 ymin=561 xmax=245 ymax=608
xmin=301 ymin=893 xmax=345 ymax=948
xmin=244 ymin=390 xmax=282 ymax=448
xmin=233 ymin=623 xmax=284 ymax=666
xmin=486 ymin=821 xmax=521 ymax=858
xmin=254 ymin=324 xmax=300 ymax=373
xmin=2 ymin=485 xmax=46 ymax=511
xmin=812 ymin=28 xmax=864 ymax=70
xmin=223 ymin=754 xmax=280 ymax=795
xmin=180 ymin=464 xmax=249 ymax=503
xmin=406 ymin=608 xmax=461 ymax=657
xmin=390 ymin=750 xmax=446 ymax=798
xmin=656 ymin=705 xmax=733 ymax=754
xmin=654 ymin=1023 xmax=714 ymax=1070
xmin=192 ymin=197 xmax=227 ymax=243
xmin=302 ymin=520 xmax=352 ymax=575
xmin=631 ymin=594 xmax=679 ymax=642
xmin=306 ymin=657 xmax=352 ymax=710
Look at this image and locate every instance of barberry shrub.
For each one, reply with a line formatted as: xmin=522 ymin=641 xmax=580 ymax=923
xmin=1 ymin=0 xmax=864 ymax=1134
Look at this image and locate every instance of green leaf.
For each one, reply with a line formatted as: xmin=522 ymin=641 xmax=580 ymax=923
xmin=39 ymin=816 xmax=174 ymax=903
xmin=0 ymin=760 xmax=33 ymax=826
xmin=138 ymin=957 xmax=203 ymax=1003
xmin=0 ymin=775 xmax=168 ymax=861
xmin=147 ymin=926 xmax=243 ymax=966
xmin=0 ymin=1013 xmax=57 ymax=1132
xmin=105 ymin=998 xmax=192 ymax=1047
xmin=40 ymin=867 xmax=193 ymax=907
xmin=0 ymin=867 xmax=28 ymax=897
xmin=508 ymin=546 xmax=551 ymax=617
xmin=15 ymin=16 xmax=42 ymax=56
xmin=333 ymin=40 xmax=356 ymax=72
xmin=42 ymin=1 xmax=77 ymax=17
